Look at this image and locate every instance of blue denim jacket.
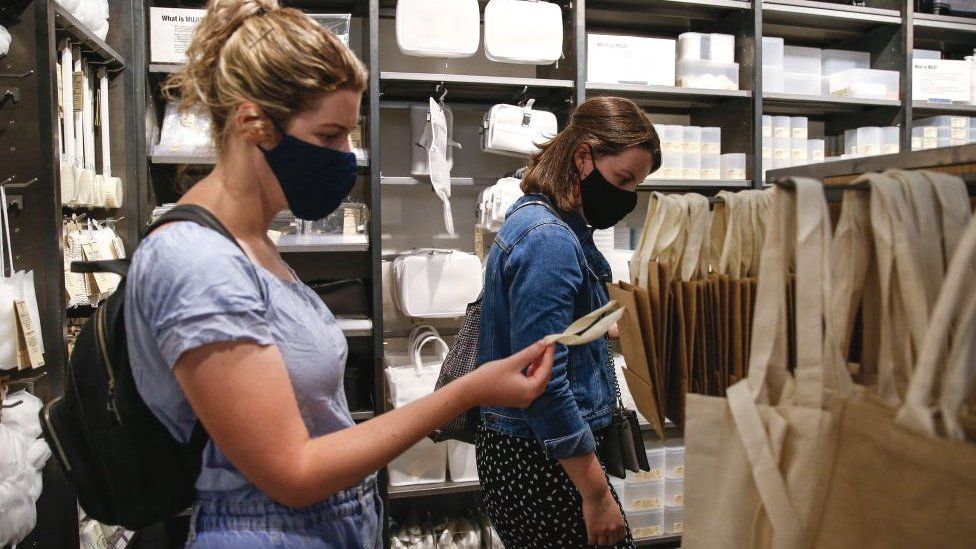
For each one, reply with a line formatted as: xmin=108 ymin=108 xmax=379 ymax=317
xmin=478 ymin=193 xmax=615 ymax=459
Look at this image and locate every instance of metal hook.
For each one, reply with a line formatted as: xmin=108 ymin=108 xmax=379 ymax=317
xmin=434 ymin=82 xmax=448 ymax=104
xmin=0 ymin=177 xmax=37 ymax=189
xmin=513 ymin=86 xmax=529 ymax=106
xmin=0 ymin=70 xmax=34 ymax=79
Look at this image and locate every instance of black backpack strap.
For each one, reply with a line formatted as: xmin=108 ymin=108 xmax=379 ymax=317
xmin=147 ymin=204 xmax=245 ymax=254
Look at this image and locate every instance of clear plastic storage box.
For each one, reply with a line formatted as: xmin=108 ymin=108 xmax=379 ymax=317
xmin=682 ymin=126 xmax=702 ymax=151
xmin=772 ymin=116 xmax=791 ymax=138
xmin=763 ymin=37 xmax=784 ymax=68
xmin=623 ymin=477 xmax=665 ymax=511
xmin=682 ymin=152 xmax=702 ymax=179
xmin=447 ymin=441 xmax=478 ymax=482
xmin=790 ymin=117 xmax=808 ymax=139
xmin=791 ymin=138 xmax=808 ymax=164
xmin=784 ymin=45 xmax=822 ymax=76
xmin=808 ymin=139 xmax=826 ymax=162
xmin=631 ymin=447 xmax=666 ymax=481
xmin=762 ymin=115 xmax=773 ymax=138
xmin=721 ymin=153 xmax=746 ymax=180
xmin=702 ymin=154 xmax=721 ymax=180
xmin=665 ymin=506 xmax=684 ymax=535
xmin=676 ymin=59 xmax=740 ymax=90
xmin=828 ymin=69 xmax=899 ymax=100
xmin=882 ymin=127 xmax=900 ymax=154
xmin=665 ymin=442 xmax=685 ymax=478
xmin=784 ymin=72 xmax=822 ymax=96
xmin=764 ymin=67 xmax=785 ymax=93
xmin=388 ymin=439 xmax=448 ymax=486
xmin=665 ymin=477 xmax=684 ymax=507
xmin=677 ymin=32 xmax=735 ymax=64
xmin=701 ymin=127 xmax=722 ymax=154
xmin=821 ymin=49 xmax=870 ymax=76
xmin=628 ymin=508 xmax=665 ymax=540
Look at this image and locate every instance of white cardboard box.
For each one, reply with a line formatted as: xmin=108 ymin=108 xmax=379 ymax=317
xmin=588 ymin=34 xmax=676 ymax=86
xmin=913 ymin=59 xmax=972 ymax=103
xmin=150 ymin=7 xmax=206 ymax=64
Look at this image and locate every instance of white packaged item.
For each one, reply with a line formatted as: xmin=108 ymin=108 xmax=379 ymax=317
xmin=790 ymin=116 xmax=808 ymax=139
xmin=681 ymin=151 xmax=701 ymax=180
xmin=721 ymin=153 xmax=746 ymax=180
xmin=807 ymin=139 xmax=825 ymax=162
xmin=914 ymin=49 xmax=942 ymax=60
xmin=0 ymin=25 xmax=10 ymax=57
xmin=425 ymin=98 xmax=456 ymax=235
xmin=677 ymin=33 xmax=735 ymax=64
xmin=784 ymin=45 xmax=822 ymax=77
xmin=396 ymin=0 xmax=479 ymax=58
xmin=657 ymin=124 xmax=681 ymax=152
xmin=478 ymin=177 xmax=524 ymax=232
xmin=664 ymin=505 xmax=684 ymax=535
xmin=828 ymin=68 xmax=899 ymax=100
xmin=761 ymin=115 xmax=773 ymax=138
xmin=701 ymin=154 xmax=720 ymax=180
xmin=98 ymin=68 xmax=124 ymax=209
xmin=623 ymin=476 xmax=665 ymax=511
xmin=389 ymin=437 xmax=449 ymax=486
xmin=149 ymin=8 xmax=205 ymax=64
xmin=784 ymin=72 xmax=821 ymax=96
xmin=790 ymin=138 xmax=808 ymax=165
xmin=484 ymin=0 xmax=563 ymax=65
xmin=762 ymin=37 xmax=784 ymax=68
xmin=587 ymin=34 xmax=676 ymax=86
xmin=762 ymin=136 xmax=772 ymax=159
xmin=411 ymin=102 xmax=456 ymax=176
xmin=155 ymin=102 xmax=214 ymax=158
xmin=481 ymin=100 xmax=558 ymax=158
xmin=772 ymin=138 xmax=790 ymax=164
xmin=821 ymin=49 xmax=870 ymax=76
xmin=447 ymin=440 xmax=478 ymax=482
xmin=392 ymin=249 xmax=482 ymax=318
xmin=657 ymin=150 xmax=682 ymax=179
xmin=858 ymin=126 xmax=882 ymax=156
xmin=60 ymin=41 xmax=77 ymax=206
xmin=913 ymin=58 xmax=972 ymax=103
xmin=881 ymin=126 xmax=900 ymax=154
xmin=628 ymin=507 xmax=665 ymax=540
xmin=700 ymin=127 xmax=721 ymax=155
xmin=916 ymin=115 xmax=970 ymax=132
xmin=665 ymin=442 xmax=684 ymax=478
xmin=763 ymin=66 xmax=785 ymax=93
xmin=675 ymin=59 xmax=739 ymax=90
xmin=681 ymin=126 xmax=701 ymax=152
xmin=772 ymin=116 xmax=790 ymax=139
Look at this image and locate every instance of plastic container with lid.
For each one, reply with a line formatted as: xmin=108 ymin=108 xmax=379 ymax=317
xmin=677 ymin=32 xmax=735 ymax=64
xmin=762 ymin=36 xmax=784 ymax=68
xmin=721 ymin=153 xmax=747 ymax=180
xmin=665 ymin=441 xmax=685 ymax=479
xmin=676 ymin=59 xmax=740 ymax=90
xmin=763 ymin=66 xmax=785 ymax=93
xmin=623 ymin=477 xmax=665 ymax=511
xmin=701 ymin=127 xmax=722 ymax=155
xmin=784 ymin=72 xmax=821 ymax=96
xmin=762 ymin=136 xmax=772 ymax=159
xmin=631 ymin=447 xmax=666 ymax=481
xmin=762 ymin=115 xmax=773 ymax=138
xmin=808 ymin=139 xmax=825 ymax=162
xmin=659 ymin=150 xmax=683 ymax=179
xmin=772 ymin=137 xmax=790 ymax=161
xmin=881 ymin=127 xmax=900 ymax=155
xmin=657 ymin=124 xmax=682 ymax=152
xmin=665 ymin=477 xmax=684 ymax=507
xmin=772 ymin=116 xmax=791 ymax=138
xmin=828 ymin=68 xmax=899 ymax=100
xmin=791 ymin=138 xmax=808 ymax=165
xmin=821 ymin=49 xmax=870 ymax=76
xmin=627 ymin=507 xmax=665 ymax=540
xmin=701 ymin=154 xmax=721 ymax=180
xmin=389 ymin=439 xmax=448 ymax=486
xmin=784 ymin=45 xmax=822 ymax=77
xmin=682 ymin=151 xmax=702 ymax=179
xmin=665 ymin=505 xmax=684 ymax=535
xmin=681 ymin=126 xmax=702 ymax=152
xmin=790 ymin=117 xmax=808 ymax=139
xmin=858 ymin=126 xmax=882 ymax=156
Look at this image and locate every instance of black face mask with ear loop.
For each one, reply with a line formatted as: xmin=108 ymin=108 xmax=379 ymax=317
xmin=578 ymin=147 xmax=639 ymax=230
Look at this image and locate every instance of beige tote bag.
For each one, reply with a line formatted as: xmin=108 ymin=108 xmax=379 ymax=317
xmin=684 ymin=179 xmax=849 ymax=549
xmin=813 ymin=207 xmax=976 ymax=549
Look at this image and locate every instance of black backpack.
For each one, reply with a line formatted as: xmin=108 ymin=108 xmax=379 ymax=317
xmin=40 ymin=205 xmax=242 ymax=529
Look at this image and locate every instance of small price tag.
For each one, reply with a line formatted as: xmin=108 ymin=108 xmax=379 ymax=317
xmin=635 ymin=468 xmax=662 ymax=481
xmin=673 ymin=493 xmax=684 ymax=506
xmin=14 ymin=300 xmax=45 ymax=369
xmin=81 ymin=242 xmax=115 ymax=296
xmin=633 ymin=526 xmax=661 ymax=539
xmin=674 ymin=465 xmax=685 ymax=477
xmin=72 ymin=71 xmax=84 ymax=112
xmin=474 ymin=225 xmax=485 ymax=261
xmin=634 ymin=497 xmax=663 ymax=510
xmin=673 ymin=521 xmax=684 ymax=534
xmin=113 ymin=237 xmax=126 ymax=260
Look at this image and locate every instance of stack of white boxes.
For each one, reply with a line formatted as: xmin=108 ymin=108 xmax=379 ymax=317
xmin=676 ymin=32 xmax=739 ymax=90
xmin=649 ymin=125 xmax=747 ymax=181
xmin=762 ymin=38 xmax=899 ymax=100
xmin=911 ymin=116 xmax=976 ymax=150
xmin=617 ymin=447 xmax=666 ymax=540
xmin=841 ymin=126 xmax=901 ymax=158
xmin=762 ymin=115 xmax=825 ymax=174
xmin=664 ymin=441 xmax=685 ymax=536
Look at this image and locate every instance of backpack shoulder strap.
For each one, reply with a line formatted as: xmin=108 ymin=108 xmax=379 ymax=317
xmin=146 ymin=204 xmax=245 ymax=254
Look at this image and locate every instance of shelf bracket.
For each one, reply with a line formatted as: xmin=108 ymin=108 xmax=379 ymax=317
xmin=0 ymin=69 xmax=34 ymax=79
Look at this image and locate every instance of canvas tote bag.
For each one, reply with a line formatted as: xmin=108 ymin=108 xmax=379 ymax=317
xmin=811 ymin=199 xmax=976 ymax=549
xmin=684 ymin=179 xmax=850 ymax=549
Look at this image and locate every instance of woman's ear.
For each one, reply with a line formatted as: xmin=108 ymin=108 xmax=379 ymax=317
xmin=235 ymin=102 xmax=279 ymax=149
xmin=573 ymin=144 xmax=592 ymax=180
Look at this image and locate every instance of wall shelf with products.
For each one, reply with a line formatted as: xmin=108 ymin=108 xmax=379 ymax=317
xmin=52 ymin=3 xmax=125 ymax=69
xmin=638 ymin=179 xmax=753 ymax=190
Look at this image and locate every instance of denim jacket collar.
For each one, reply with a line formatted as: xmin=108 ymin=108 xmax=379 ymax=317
xmin=522 ymin=193 xmax=593 ymax=245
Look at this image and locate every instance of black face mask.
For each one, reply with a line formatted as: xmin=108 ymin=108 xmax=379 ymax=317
xmin=579 ymin=156 xmax=638 ymax=230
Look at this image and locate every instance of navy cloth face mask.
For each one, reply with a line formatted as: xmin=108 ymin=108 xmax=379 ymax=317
xmin=260 ymin=124 xmax=358 ymax=221
xmin=579 ymin=152 xmax=638 ymax=230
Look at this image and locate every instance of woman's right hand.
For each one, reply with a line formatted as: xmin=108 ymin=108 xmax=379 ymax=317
xmin=582 ymin=487 xmax=628 ymax=546
xmin=464 ymin=340 xmax=555 ymax=408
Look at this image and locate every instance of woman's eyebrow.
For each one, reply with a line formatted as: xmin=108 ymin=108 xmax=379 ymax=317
xmin=317 ymin=122 xmax=352 ymax=131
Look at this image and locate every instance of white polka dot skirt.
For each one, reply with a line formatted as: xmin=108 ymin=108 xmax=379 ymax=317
xmin=475 ymin=424 xmax=636 ymax=549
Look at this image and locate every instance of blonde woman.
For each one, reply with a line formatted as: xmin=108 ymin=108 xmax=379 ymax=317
xmin=125 ymin=1 xmax=554 ymax=547
xmin=477 ymin=97 xmax=660 ymax=548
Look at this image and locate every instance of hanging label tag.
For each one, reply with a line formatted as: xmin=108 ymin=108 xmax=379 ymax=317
xmin=81 ymin=242 xmax=115 ymax=296
xmin=15 ymin=300 xmax=45 ymax=369
xmin=72 ymin=71 xmax=84 ymax=112
xmin=474 ymin=224 xmax=485 ymax=261
xmin=113 ymin=237 xmax=126 ymax=260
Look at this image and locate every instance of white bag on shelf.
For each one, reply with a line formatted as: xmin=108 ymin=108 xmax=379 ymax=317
xmin=396 ymin=0 xmax=480 ymax=58
xmin=482 ymin=100 xmax=557 ymax=158
xmin=478 ymin=176 xmax=524 ymax=232
xmin=484 ymin=0 xmax=563 ymax=65
xmin=392 ymin=250 xmax=483 ymax=319
xmin=447 ymin=440 xmax=479 ymax=482
xmin=410 ymin=102 xmax=458 ymax=177
xmin=0 ymin=188 xmax=44 ymax=370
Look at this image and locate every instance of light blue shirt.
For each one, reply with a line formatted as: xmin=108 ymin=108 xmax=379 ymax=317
xmin=125 ymin=222 xmax=353 ymax=492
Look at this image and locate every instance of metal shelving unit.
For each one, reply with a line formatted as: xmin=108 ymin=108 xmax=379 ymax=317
xmin=274 ymin=234 xmax=370 ymax=253
xmin=636 ymin=534 xmax=683 ymax=547
xmin=52 ymin=3 xmax=125 ymax=70
xmin=639 ymin=179 xmax=753 ymax=190
xmin=387 ymin=480 xmax=482 ymax=500
xmin=912 ymin=102 xmax=976 ymax=116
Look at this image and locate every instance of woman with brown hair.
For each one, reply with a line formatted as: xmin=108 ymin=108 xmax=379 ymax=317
xmin=477 ymin=97 xmax=661 ymax=548
xmin=125 ymin=1 xmax=555 ymax=547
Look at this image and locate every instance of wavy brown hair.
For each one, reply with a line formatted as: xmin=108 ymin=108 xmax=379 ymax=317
xmin=521 ymin=97 xmax=660 ymax=211
xmin=162 ymin=0 xmax=368 ymax=154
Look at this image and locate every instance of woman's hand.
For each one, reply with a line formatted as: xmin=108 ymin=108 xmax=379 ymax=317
xmin=582 ymin=487 xmax=628 ymax=546
xmin=464 ymin=340 xmax=555 ymax=408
